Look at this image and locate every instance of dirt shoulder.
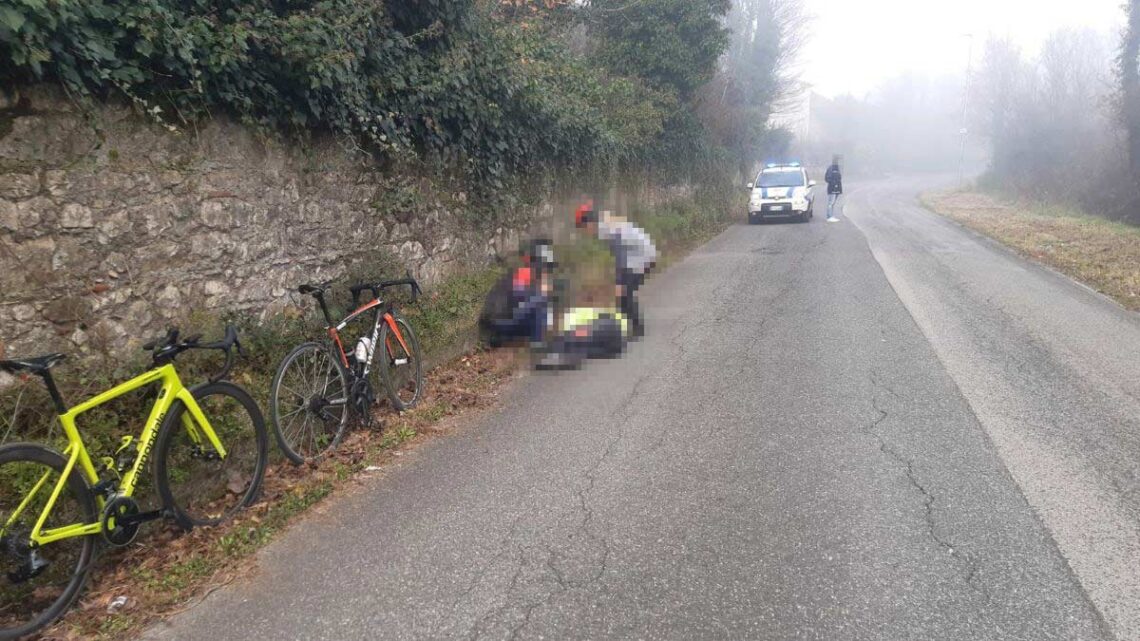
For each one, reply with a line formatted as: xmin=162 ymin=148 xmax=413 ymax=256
xmin=921 ymin=191 xmax=1140 ymax=312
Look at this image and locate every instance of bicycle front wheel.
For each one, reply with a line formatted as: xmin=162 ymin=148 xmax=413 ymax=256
xmin=377 ymin=315 xmax=424 ymax=411
xmin=153 ymin=382 xmax=268 ymax=530
xmin=0 ymin=443 xmax=97 ymax=640
xmin=269 ymin=342 xmax=350 ymax=464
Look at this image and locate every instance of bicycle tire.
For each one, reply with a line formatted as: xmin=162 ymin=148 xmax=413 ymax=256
xmin=153 ymin=381 xmax=268 ymax=530
xmin=377 ymin=315 xmax=424 ymax=411
xmin=269 ymin=342 xmax=351 ymax=464
xmin=0 ymin=443 xmax=97 ymax=640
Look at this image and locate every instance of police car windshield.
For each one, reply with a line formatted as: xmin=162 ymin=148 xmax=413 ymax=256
xmin=757 ymin=169 xmax=804 ymax=188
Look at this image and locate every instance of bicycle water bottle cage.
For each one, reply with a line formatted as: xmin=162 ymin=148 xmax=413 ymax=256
xmin=114 ymin=435 xmax=136 ymax=472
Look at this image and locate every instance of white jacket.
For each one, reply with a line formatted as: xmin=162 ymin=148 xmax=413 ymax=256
xmin=599 ymin=219 xmax=657 ymax=275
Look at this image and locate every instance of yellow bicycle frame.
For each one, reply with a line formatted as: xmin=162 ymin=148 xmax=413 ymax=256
xmin=3 ymin=364 xmax=227 ymax=546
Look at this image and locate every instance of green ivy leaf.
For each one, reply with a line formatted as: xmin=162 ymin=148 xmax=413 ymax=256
xmin=0 ymin=6 xmax=27 ymax=32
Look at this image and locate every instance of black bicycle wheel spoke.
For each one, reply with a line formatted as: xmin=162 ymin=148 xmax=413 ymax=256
xmin=280 ymin=411 xmax=310 ymax=451
xmin=276 ymin=405 xmax=307 ymax=422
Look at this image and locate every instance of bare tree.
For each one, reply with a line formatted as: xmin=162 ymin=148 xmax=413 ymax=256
xmin=974 ymin=37 xmax=1032 ymax=179
xmin=967 ymin=26 xmax=1137 ymax=217
xmin=703 ymin=0 xmax=806 ymax=175
xmin=1120 ymin=0 xmax=1140 ymax=173
xmin=1036 ymin=29 xmax=1115 ymax=199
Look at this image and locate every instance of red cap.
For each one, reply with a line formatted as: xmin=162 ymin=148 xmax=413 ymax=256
xmin=575 ymin=200 xmax=595 ymax=227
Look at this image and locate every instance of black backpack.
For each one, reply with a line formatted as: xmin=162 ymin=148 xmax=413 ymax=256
xmin=478 ymin=269 xmax=518 ymax=341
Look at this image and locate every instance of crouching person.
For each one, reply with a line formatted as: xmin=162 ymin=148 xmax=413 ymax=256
xmin=479 ymin=239 xmax=556 ymax=349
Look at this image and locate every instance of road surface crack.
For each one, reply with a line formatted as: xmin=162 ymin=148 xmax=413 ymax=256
xmin=465 ymin=544 xmax=534 ymax=641
xmin=485 ymin=376 xmax=637 ymax=640
xmin=447 ymin=508 xmax=532 ymax=608
xmin=867 ymin=371 xmax=986 ymax=599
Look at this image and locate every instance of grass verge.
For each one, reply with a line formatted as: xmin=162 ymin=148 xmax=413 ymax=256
xmin=921 ymin=190 xmax=1140 ymax=312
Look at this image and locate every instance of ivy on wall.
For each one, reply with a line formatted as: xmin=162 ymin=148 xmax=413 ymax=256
xmin=0 ymin=0 xmax=788 ymax=192
xmin=1 ymin=1 xmax=634 ymax=183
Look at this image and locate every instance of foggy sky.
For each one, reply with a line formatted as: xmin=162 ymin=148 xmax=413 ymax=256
xmin=799 ymin=0 xmax=1124 ymax=98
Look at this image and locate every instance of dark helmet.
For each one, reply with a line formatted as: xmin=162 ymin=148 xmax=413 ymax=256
xmin=521 ymin=238 xmax=556 ymax=270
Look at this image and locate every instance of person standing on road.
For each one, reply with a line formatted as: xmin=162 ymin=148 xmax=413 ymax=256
xmin=825 ymin=156 xmax=843 ymax=222
xmin=575 ymin=200 xmax=657 ymax=338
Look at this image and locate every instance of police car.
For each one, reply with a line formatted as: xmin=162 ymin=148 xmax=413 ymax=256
xmin=747 ymin=162 xmax=817 ymax=224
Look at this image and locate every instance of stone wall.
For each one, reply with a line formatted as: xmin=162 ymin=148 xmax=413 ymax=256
xmin=0 ymin=87 xmax=545 ymax=356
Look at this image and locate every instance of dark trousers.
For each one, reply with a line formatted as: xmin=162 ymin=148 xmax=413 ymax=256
xmin=490 ymin=295 xmax=548 ymax=344
xmin=619 ymin=270 xmax=646 ymax=333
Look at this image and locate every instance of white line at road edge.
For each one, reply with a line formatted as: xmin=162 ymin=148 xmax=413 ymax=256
xmin=847 ymin=184 xmax=1140 ymax=641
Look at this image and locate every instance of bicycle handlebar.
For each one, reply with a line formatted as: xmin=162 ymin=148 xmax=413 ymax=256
xmin=142 ymin=324 xmax=243 ymax=382
xmin=349 ymin=272 xmax=422 ymax=308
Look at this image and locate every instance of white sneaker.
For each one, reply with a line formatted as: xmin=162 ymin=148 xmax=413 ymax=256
xmin=827 ymin=217 xmax=840 ymax=223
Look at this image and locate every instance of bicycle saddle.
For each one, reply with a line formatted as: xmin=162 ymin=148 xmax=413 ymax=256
xmin=0 ymin=353 xmax=67 ymax=374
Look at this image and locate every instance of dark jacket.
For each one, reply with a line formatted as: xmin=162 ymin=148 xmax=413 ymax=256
xmin=825 ymin=164 xmax=843 ymax=195
xmin=479 ymin=266 xmax=546 ymax=339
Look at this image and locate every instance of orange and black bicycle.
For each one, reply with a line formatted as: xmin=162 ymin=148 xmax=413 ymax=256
xmin=268 ymin=276 xmax=424 ymax=464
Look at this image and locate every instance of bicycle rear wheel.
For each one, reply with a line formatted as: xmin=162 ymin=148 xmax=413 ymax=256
xmin=0 ymin=443 xmax=97 ymax=640
xmin=153 ymin=382 xmax=268 ymax=530
xmin=377 ymin=315 xmax=424 ymax=411
xmin=269 ymin=342 xmax=350 ymax=464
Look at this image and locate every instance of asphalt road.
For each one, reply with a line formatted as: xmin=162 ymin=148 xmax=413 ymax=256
xmin=145 ymin=178 xmax=1140 ymax=641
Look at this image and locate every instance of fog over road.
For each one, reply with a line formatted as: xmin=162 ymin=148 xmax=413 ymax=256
xmin=146 ymin=177 xmax=1140 ymax=641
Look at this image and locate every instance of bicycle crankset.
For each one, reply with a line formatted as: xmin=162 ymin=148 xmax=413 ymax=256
xmin=350 ymin=378 xmax=376 ymax=428
xmin=102 ymin=495 xmax=142 ymax=547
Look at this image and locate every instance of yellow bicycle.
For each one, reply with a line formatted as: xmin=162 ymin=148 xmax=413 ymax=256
xmin=0 ymin=325 xmax=267 ymax=639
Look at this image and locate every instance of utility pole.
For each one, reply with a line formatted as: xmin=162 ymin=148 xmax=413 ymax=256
xmin=958 ymin=33 xmax=974 ymax=188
